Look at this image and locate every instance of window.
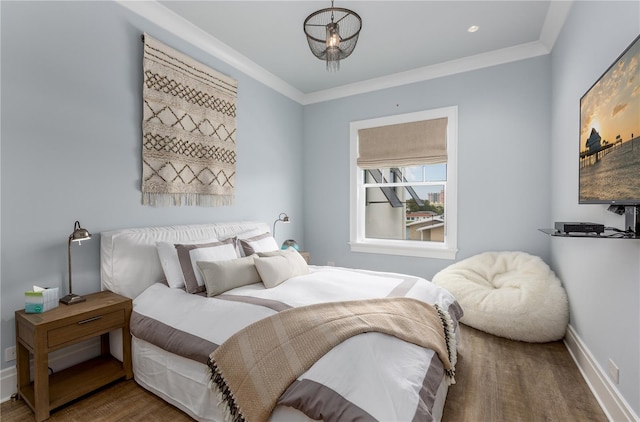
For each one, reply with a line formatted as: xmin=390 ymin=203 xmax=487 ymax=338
xmin=349 ymin=107 xmax=458 ymax=259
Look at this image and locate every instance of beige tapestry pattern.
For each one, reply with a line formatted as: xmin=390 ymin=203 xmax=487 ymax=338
xmin=142 ymin=34 xmax=237 ymax=206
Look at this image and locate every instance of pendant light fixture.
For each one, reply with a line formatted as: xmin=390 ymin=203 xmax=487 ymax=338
xmin=304 ymin=1 xmax=362 ymax=72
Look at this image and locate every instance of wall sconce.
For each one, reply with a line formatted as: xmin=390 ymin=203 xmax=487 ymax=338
xmin=60 ymin=221 xmax=91 ymax=305
xmin=272 ymin=213 xmax=290 ymax=242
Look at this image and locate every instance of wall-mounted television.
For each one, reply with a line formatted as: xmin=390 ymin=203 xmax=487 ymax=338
xmin=579 ymin=34 xmax=640 ymax=206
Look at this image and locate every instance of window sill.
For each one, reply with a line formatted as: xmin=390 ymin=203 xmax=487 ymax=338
xmin=349 ymin=240 xmax=458 ymax=260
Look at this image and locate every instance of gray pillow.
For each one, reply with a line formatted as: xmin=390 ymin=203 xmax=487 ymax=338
xmin=175 ymin=238 xmax=238 ymax=294
xmin=239 ymin=232 xmax=279 ymax=256
xmin=197 ymin=255 xmax=261 ymax=296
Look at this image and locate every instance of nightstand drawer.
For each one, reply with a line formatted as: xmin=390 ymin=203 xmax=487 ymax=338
xmin=48 ymin=309 xmax=125 ymax=348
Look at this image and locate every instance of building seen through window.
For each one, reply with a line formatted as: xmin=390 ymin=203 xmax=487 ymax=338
xmin=364 ymin=165 xmax=446 ymax=243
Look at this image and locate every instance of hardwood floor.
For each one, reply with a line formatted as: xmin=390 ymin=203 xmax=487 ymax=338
xmin=1 ymin=379 xmax=192 ymax=422
xmin=2 ymin=324 xmax=608 ymax=421
xmin=442 ymin=324 xmax=607 ymax=421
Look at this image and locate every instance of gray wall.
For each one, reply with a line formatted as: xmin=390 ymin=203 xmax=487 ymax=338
xmin=0 ymin=1 xmax=303 ymax=369
xmin=303 ymin=56 xmax=552 ymax=278
xmin=549 ymin=1 xmax=640 ymax=415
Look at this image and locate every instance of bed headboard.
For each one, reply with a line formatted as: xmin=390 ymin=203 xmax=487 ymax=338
xmin=100 ymin=221 xmax=269 ymax=298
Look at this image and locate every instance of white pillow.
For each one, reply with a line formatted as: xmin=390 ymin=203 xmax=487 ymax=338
xmin=156 ymin=239 xmax=217 ymax=289
xmin=174 ymin=238 xmax=239 ymax=294
xmin=254 ymin=248 xmax=309 ymax=288
xmin=197 ymin=255 xmax=261 ymax=296
xmin=239 ymin=232 xmax=279 ymax=256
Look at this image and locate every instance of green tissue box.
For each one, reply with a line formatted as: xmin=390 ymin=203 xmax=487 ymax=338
xmin=25 ymin=287 xmax=59 ymax=313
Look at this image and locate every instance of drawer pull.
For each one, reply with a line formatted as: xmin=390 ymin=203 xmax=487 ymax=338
xmin=77 ymin=316 xmax=102 ymax=325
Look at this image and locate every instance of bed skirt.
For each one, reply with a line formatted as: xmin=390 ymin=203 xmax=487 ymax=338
xmin=131 ymin=336 xmax=449 ymax=422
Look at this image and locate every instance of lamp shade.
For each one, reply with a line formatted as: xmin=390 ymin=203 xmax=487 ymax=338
xmin=70 ymin=222 xmax=91 ymax=243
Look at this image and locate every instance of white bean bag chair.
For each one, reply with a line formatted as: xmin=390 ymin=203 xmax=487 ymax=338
xmin=432 ymin=251 xmax=568 ymax=342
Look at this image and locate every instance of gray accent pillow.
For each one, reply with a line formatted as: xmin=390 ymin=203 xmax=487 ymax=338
xmin=156 ymin=238 xmax=219 ymax=289
xmin=175 ymin=238 xmax=238 ymax=294
xmin=239 ymin=232 xmax=279 ymax=256
xmin=197 ymin=255 xmax=262 ymax=296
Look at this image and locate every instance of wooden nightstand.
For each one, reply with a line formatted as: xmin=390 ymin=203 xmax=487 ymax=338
xmin=299 ymin=251 xmax=310 ymax=263
xmin=15 ymin=290 xmax=132 ymax=422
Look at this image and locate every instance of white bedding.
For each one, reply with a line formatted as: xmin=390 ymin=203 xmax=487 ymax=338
xmin=132 ymin=336 xmax=334 ymax=422
xmin=131 ymin=266 xmax=461 ymax=421
xmin=100 ymin=222 xmax=461 ymax=422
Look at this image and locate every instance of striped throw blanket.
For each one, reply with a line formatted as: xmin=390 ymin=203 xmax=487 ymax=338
xmin=207 ymin=297 xmax=457 ymax=422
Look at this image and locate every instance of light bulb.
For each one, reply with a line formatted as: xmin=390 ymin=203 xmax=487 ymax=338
xmin=326 ymin=23 xmax=340 ymax=48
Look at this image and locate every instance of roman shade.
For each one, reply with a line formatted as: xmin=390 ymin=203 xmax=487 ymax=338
xmin=357 ymin=118 xmax=447 ymax=169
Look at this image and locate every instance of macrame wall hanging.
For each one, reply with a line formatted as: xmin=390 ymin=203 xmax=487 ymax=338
xmin=141 ymin=33 xmax=237 ymax=206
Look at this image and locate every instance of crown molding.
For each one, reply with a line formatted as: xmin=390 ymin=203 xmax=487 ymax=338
xmin=118 ymin=1 xmax=569 ymax=106
xmin=116 ymin=0 xmax=305 ymax=104
xmin=539 ymin=1 xmax=574 ymax=52
xmin=302 ymin=41 xmax=550 ymax=105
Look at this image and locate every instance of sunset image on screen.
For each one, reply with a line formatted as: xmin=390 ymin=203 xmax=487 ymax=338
xmin=580 ymin=42 xmax=639 ymax=153
xmin=579 ymin=36 xmax=640 ymax=203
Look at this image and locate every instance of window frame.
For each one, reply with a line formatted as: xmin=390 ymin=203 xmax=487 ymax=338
xmin=349 ymin=106 xmax=458 ymax=259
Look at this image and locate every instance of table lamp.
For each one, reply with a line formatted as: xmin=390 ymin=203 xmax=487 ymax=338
xmin=60 ymin=221 xmax=91 ymax=305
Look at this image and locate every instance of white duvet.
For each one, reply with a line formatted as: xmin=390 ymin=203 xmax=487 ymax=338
xmin=132 ymin=265 xmax=462 ymax=422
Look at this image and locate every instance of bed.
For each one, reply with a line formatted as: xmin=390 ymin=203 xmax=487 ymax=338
xmin=100 ymin=221 xmax=462 ymax=422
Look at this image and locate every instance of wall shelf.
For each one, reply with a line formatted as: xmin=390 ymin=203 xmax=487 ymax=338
xmin=539 ymin=228 xmax=639 ymax=240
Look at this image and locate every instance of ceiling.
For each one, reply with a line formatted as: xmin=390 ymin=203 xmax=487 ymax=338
xmin=145 ymin=1 xmax=572 ymax=103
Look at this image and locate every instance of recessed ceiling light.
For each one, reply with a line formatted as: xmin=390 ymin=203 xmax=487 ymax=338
xmin=468 ymin=25 xmax=479 ymax=33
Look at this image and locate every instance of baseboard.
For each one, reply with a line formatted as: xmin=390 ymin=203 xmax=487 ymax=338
xmin=0 ymin=366 xmax=17 ymax=403
xmin=0 ymin=337 xmax=100 ymax=403
xmin=564 ymin=325 xmax=639 ymax=422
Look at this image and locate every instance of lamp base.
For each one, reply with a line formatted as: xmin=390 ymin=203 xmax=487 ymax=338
xmin=59 ymin=293 xmax=86 ymax=305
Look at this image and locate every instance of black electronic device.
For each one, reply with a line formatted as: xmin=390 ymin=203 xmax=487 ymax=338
xmin=554 ymin=222 xmax=605 ymax=234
